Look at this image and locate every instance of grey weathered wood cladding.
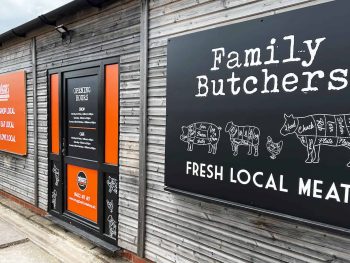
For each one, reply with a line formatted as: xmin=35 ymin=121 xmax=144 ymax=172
xmin=2 ymin=0 xmax=350 ymax=262
xmin=145 ymin=0 xmax=350 ymax=262
xmin=0 ymin=0 xmax=141 ymax=253
xmin=0 ymin=40 xmax=36 ymax=205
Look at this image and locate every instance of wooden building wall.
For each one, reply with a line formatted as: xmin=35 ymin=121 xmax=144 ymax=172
xmin=144 ymin=0 xmax=350 ymax=262
xmin=0 ymin=40 xmax=37 ymax=205
xmin=2 ymin=0 xmax=350 ymax=262
xmin=0 ymin=0 xmax=141 ymax=253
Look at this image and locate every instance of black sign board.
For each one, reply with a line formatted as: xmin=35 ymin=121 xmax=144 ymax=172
xmin=165 ymin=0 xmax=350 ymax=230
xmin=67 ymin=75 xmax=98 ymax=160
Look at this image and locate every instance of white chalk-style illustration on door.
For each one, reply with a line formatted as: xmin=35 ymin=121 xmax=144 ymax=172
xmin=52 ymin=190 xmax=57 ymax=210
xmin=180 ymin=122 xmax=221 ymax=154
xmin=106 ymin=199 xmax=114 ymax=213
xmin=266 ymin=136 xmax=283 ymax=159
xmin=225 ymin=121 xmax=260 ymax=156
xmin=107 ymin=215 xmax=117 ymax=239
xmin=280 ymin=113 xmax=350 ymax=167
xmin=107 ymin=176 xmax=118 ymax=195
xmin=53 ymin=164 xmax=59 ymax=186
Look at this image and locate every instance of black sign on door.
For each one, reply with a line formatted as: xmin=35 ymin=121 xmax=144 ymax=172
xmin=67 ymin=75 xmax=99 ymax=160
xmin=165 ymin=0 xmax=350 ymax=232
xmin=48 ymin=58 xmax=120 ymax=246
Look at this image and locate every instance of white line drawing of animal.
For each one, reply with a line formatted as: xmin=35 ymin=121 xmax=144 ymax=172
xmin=107 ymin=176 xmax=118 ymax=195
xmin=53 ymin=164 xmax=59 ymax=186
xmin=225 ymin=121 xmax=260 ymax=156
xmin=266 ymin=136 xmax=283 ymax=159
xmin=280 ymin=113 xmax=350 ymax=167
xmin=107 ymin=215 xmax=117 ymax=239
xmin=180 ymin=122 xmax=221 ymax=154
xmin=106 ymin=199 xmax=114 ymax=213
xmin=52 ymin=190 xmax=57 ymax=210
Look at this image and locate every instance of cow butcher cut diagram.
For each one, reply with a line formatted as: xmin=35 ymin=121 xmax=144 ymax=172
xmin=225 ymin=121 xmax=260 ymax=157
xmin=180 ymin=122 xmax=221 ymax=154
xmin=280 ymin=113 xmax=350 ymax=167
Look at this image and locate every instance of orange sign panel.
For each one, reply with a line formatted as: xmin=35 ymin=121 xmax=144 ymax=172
xmin=0 ymin=71 xmax=27 ymax=155
xmin=67 ymin=164 xmax=98 ymax=223
xmin=50 ymin=74 xmax=60 ymax=155
xmin=105 ymin=64 xmax=119 ymax=165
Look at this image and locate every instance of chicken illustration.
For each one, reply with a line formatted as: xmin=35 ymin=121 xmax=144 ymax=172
xmin=266 ymin=136 xmax=283 ymax=159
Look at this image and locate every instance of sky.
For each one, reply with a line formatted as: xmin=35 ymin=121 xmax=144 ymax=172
xmin=0 ymin=0 xmax=73 ymax=34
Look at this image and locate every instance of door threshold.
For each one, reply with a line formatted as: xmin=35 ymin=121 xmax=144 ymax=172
xmin=46 ymin=215 xmax=120 ymax=254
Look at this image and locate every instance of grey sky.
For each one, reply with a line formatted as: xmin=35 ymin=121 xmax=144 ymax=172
xmin=0 ymin=0 xmax=73 ymax=34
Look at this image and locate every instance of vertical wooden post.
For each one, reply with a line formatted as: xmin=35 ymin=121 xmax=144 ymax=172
xmin=137 ymin=0 xmax=149 ymax=258
xmin=31 ymin=37 xmax=39 ymax=207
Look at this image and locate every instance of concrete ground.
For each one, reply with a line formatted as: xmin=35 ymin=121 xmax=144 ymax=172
xmin=0 ymin=196 xmax=128 ymax=263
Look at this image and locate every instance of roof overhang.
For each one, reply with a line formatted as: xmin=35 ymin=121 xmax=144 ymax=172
xmin=0 ymin=0 xmax=115 ymax=45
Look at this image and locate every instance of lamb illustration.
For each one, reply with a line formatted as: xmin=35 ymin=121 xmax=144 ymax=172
xmin=225 ymin=121 xmax=260 ymax=156
xmin=280 ymin=113 xmax=350 ymax=167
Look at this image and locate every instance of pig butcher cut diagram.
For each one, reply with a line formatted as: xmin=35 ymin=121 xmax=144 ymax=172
xmin=225 ymin=121 xmax=260 ymax=157
xmin=180 ymin=122 xmax=221 ymax=154
xmin=280 ymin=113 xmax=350 ymax=167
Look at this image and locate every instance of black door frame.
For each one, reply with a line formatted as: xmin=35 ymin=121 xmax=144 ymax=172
xmin=48 ymin=57 xmax=120 ymax=244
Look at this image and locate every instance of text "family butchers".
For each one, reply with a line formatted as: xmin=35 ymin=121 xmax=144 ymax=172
xmin=196 ymin=35 xmax=348 ymax=97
